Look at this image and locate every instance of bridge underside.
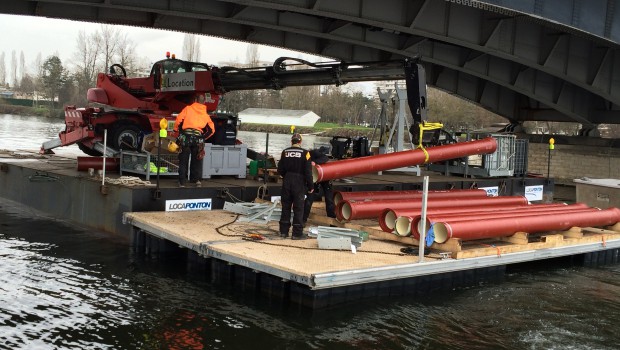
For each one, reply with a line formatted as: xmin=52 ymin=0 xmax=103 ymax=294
xmin=3 ymin=0 xmax=620 ymax=126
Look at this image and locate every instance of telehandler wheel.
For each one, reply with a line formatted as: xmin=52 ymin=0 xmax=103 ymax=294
xmin=111 ymin=123 xmax=142 ymax=151
xmin=77 ymin=142 xmax=103 ymax=157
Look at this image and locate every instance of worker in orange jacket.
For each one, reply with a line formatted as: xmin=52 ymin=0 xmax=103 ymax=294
xmin=173 ymin=93 xmax=215 ymax=187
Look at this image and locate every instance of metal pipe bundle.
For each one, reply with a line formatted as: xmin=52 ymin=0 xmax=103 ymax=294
xmin=432 ymin=207 xmax=620 ymax=243
xmin=408 ymin=203 xmax=593 ymax=238
xmin=377 ymin=203 xmax=568 ymax=233
xmin=334 ymin=189 xmax=488 ymax=206
xmin=313 ymin=137 xmax=498 ymax=182
xmin=338 ymin=195 xmax=529 ymax=222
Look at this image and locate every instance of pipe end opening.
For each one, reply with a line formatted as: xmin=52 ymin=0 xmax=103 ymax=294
xmin=341 ymin=202 xmax=352 ymax=221
xmin=312 ymin=166 xmax=320 ymax=183
xmin=334 ymin=192 xmax=343 ymax=206
xmin=384 ymin=211 xmax=397 ymax=232
xmin=415 ymin=218 xmax=431 ymax=238
xmin=394 ymin=216 xmax=411 ymax=237
xmin=433 ymin=222 xmax=450 ymax=243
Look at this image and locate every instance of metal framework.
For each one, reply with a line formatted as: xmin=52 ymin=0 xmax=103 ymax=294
xmin=3 ymin=0 xmax=620 ymax=127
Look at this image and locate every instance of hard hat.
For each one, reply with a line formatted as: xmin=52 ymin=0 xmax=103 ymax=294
xmin=291 ymin=133 xmax=302 ymax=144
xmin=167 ymin=140 xmax=179 ymax=153
xmin=159 ymin=118 xmax=168 ymax=130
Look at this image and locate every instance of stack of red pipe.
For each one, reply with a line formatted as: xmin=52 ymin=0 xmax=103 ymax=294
xmin=337 ymin=195 xmax=529 ymax=222
xmin=333 ymin=188 xmax=487 ymax=206
xmin=408 ymin=203 xmax=590 ymax=238
xmin=332 ymin=188 xmax=620 ymax=244
xmin=432 ymin=207 xmax=620 ymax=243
xmin=378 ymin=204 xmax=550 ymax=233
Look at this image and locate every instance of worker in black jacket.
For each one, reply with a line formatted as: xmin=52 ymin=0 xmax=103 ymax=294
xmin=277 ymin=133 xmax=314 ymax=239
xmin=303 ymin=147 xmax=336 ymax=224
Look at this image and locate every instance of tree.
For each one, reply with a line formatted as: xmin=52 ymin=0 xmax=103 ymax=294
xmin=73 ymin=30 xmax=101 ymax=105
xmin=40 ymin=56 xmax=68 ymax=108
xmin=182 ymin=34 xmax=201 ymax=62
xmin=116 ymin=33 xmax=137 ymax=76
xmin=34 ymin=52 xmax=43 ymax=77
xmin=317 ymin=86 xmax=349 ymax=123
xmin=246 ymin=44 xmax=259 ymax=65
xmin=98 ymin=25 xmax=120 ymax=74
xmin=58 ymin=78 xmax=76 ymax=106
xmin=17 ymin=74 xmax=35 ymax=98
xmin=19 ymin=51 xmax=25 ymax=82
xmin=11 ymin=50 xmax=17 ymax=88
xmin=427 ymin=88 xmax=504 ymax=131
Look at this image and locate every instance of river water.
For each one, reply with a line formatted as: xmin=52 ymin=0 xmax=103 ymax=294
xmin=1 ymin=114 xmax=619 ymax=349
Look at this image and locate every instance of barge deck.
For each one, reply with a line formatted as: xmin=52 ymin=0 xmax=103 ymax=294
xmin=2 ymin=150 xmax=619 ymax=309
xmin=122 ymin=207 xmax=620 ymax=308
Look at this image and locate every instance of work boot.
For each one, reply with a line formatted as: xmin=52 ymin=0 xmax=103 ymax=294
xmin=291 ymin=235 xmax=308 ymax=240
xmin=195 ymin=180 xmax=201 ymax=187
xmin=178 ymin=182 xmax=186 ymax=188
xmin=280 ymin=233 xmax=289 ymax=239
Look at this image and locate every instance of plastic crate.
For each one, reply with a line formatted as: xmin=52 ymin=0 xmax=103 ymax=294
xmin=202 ymin=144 xmax=247 ymax=179
xmin=120 ymin=150 xmax=179 ymax=180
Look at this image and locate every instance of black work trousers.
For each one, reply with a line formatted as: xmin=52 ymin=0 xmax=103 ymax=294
xmin=279 ymin=173 xmax=306 ymax=237
xmin=303 ymin=181 xmax=336 ymax=223
xmin=178 ymin=143 xmax=203 ymax=184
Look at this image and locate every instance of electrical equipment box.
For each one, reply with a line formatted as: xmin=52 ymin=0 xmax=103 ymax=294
xmin=330 ymin=136 xmax=351 ymax=159
xmin=211 ymin=113 xmax=238 ymax=145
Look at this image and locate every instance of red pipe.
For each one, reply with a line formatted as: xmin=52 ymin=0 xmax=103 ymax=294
xmin=410 ymin=204 xmax=594 ymax=238
xmin=334 ymin=189 xmax=488 ymax=206
xmin=338 ymin=195 xmax=528 ymax=222
xmin=77 ymin=156 xmax=120 ymax=171
xmin=378 ymin=203 xmax=572 ymax=233
xmin=313 ymin=137 xmax=497 ymax=182
xmin=432 ymin=207 xmax=620 ymax=243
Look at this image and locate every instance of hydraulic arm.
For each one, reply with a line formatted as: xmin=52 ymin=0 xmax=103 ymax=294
xmin=213 ymin=57 xmax=415 ymax=92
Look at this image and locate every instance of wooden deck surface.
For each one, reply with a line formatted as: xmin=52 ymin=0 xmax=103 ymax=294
xmin=124 ymin=203 xmax=620 ymax=281
xmin=124 ymin=210 xmax=430 ymax=279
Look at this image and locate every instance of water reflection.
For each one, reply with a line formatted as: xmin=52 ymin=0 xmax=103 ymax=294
xmin=0 ymin=114 xmax=82 ymax=157
xmin=0 ymin=114 xmax=333 ymax=160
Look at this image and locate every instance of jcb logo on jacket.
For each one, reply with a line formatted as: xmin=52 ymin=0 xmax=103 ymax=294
xmin=285 ymin=151 xmax=302 ymax=158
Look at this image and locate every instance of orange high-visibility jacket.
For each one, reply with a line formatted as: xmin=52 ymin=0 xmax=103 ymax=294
xmin=173 ymin=102 xmax=215 ymax=139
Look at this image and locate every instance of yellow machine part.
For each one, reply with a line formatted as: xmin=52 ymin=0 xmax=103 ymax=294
xmin=142 ymin=133 xmax=179 ymax=154
xmin=416 ymin=122 xmax=444 ymax=146
xmin=416 ymin=121 xmax=444 ymax=164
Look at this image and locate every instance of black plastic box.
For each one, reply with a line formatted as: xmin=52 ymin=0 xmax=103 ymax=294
xmin=211 ymin=114 xmax=238 ymax=145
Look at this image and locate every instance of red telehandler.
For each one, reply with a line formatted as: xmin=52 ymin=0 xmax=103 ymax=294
xmin=41 ymin=54 xmax=427 ymax=156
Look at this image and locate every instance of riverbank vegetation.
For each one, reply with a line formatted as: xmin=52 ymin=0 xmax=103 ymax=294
xmin=0 ymin=98 xmax=62 ymax=118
